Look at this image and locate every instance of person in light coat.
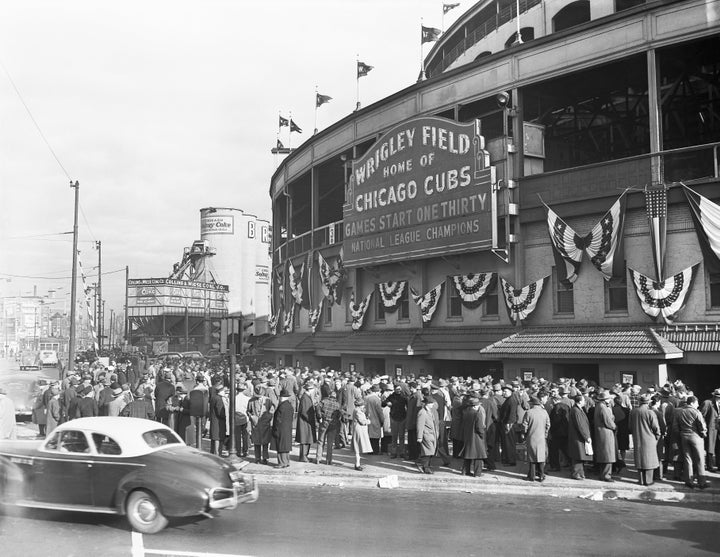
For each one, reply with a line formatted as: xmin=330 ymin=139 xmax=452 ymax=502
xmin=629 ymin=393 xmax=661 ymax=486
xmin=415 ymin=394 xmax=440 ymax=475
xmin=593 ymin=391 xmax=617 ymax=482
xmin=352 ymin=398 xmax=372 ymax=471
xmin=522 ymin=393 xmax=551 ymax=482
xmin=248 ymin=384 xmax=274 ymax=465
xmin=0 ymin=386 xmax=17 ymax=440
xmin=364 ymin=385 xmax=385 ymax=455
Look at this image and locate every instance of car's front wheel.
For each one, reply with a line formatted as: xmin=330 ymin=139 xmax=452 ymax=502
xmin=125 ymin=490 xmax=169 ymax=534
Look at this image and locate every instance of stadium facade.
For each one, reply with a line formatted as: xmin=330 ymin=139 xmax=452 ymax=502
xmin=263 ymin=0 xmax=720 ymax=395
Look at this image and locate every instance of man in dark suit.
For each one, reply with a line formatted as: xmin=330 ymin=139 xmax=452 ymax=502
xmin=272 ymin=389 xmax=294 ymax=468
xmin=154 ymin=370 xmax=176 ymax=425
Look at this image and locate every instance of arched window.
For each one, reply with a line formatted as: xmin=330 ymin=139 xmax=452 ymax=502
xmin=475 ymin=51 xmax=492 ymax=61
xmin=553 ymin=1 xmax=591 ymax=32
xmin=504 ymin=27 xmax=534 ymax=49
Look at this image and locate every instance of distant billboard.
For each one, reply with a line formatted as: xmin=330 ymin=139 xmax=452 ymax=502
xmin=127 ymin=278 xmax=229 ymax=315
xmin=342 ymin=116 xmax=497 ymax=267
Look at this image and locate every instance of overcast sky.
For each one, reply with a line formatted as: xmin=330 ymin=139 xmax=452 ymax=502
xmin=0 ymin=0 xmax=462 ymax=313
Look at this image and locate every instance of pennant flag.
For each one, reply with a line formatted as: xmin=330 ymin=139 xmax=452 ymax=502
xmin=546 ymin=193 xmax=626 ymax=285
xmin=276 ymin=139 xmax=284 ymax=149
xmin=411 ymin=283 xmax=444 ymax=324
xmin=357 ymin=61 xmax=374 ymax=78
xmin=422 ymin=25 xmax=442 ymax=43
xmin=309 ymin=298 xmax=324 ymax=333
xmin=682 ymin=185 xmax=720 ymax=275
xmin=645 ymin=186 xmax=667 ymax=281
xmin=452 ymin=272 xmax=495 ymax=308
xmin=629 ymin=264 xmax=698 ymax=324
xmin=300 ymin=255 xmax=311 ymax=309
xmin=350 ymin=290 xmax=373 ymax=331
xmin=283 ymin=303 xmax=296 ymax=333
xmin=500 ymin=276 xmax=547 ymax=324
xmin=279 ymin=115 xmax=289 ymax=128
xmin=269 ymin=308 xmax=280 ymax=335
xmin=378 ymin=281 xmax=407 ymax=312
xmin=316 ymin=93 xmax=332 ymax=107
xmin=288 ymin=260 xmax=304 ymax=305
xmin=443 ymin=3 xmax=460 ymax=14
xmin=78 ymin=254 xmax=99 ymax=351
xmin=290 ymin=119 xmax=302 ymax=133
xmin=317 ymin=250 xmax=345 ymax=305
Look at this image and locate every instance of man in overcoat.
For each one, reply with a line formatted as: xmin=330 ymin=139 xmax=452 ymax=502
xmin=295 ymin=381 xmax=318 ymax=462
xmin=461 ymin=395 xmax=487 ymax=476
xmin=209 ymin=381 xmax=227 ymax=456
xmin=567 ymin=394 xmax=592 ymax=480
xmin=700 ymin=389 xmax=720 ymax=472
xmin=522 ymin=393 xmax=551 ymax=482
xmin=629 ymin=393 xmax=661 ymax=486
xmin=415 ymin=394 xmax=439 ymax=474
xmin=273 ymin=388 xmax=294 ymax=468
xmin=365 ymin=384 xmax=385 ymax=455
xmin=248 ymin=384 xmax=274 ymax=465
xmin=593 ymin=391 xmax=617 ymax=481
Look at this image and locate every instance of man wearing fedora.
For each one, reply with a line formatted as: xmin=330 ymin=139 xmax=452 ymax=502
xmin=461 ymin=394 xmax=487 ymax=477
xmin=700 ymin=388 xmax=720 ymax=472
xmin=629 ymin=393 xmax=661 ymax=486
xmin=593 ymin=391 xmax=617 ymax=482
xmin=675 ymin=396 xmax=709 ymax=489
xmin=273 ymin=388 xmax=294 ymax=468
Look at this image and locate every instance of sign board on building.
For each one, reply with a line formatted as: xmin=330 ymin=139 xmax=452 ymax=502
xmin=127 ymin=278 xmax=229 ymax=315
xmin=342 ymin=116 xmax=497 ymax=267
xmin=201 ymin=215 xmax=234 ymax=235
xmin=622 ymin=373 xmax=634 ymax=385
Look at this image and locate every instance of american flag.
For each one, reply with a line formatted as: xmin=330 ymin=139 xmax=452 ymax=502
xmin=645 ymin=187 xmax=667 ymax=281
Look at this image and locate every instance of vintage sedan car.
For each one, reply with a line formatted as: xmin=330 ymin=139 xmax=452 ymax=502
xmin=19 ymin=351 xmax=41 ymax=371
xmin=0 ymin=417 xmax=258 ymax=533
xmin=0 ymin=373 xmax=53 ymax=422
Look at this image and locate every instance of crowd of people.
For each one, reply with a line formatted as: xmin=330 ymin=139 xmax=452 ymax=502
xmin=17 ymin=351 xmax=720 ymax=490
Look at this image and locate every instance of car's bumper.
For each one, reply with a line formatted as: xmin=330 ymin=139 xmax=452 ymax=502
xmin=207 ymin=475 xmax=258 ymax=510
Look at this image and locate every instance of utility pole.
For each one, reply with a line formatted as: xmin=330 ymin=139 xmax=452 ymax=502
xmin=68 ymin=181 xmax=79 ymax=374
xmin=109 ymin=309 xmax=114 ymax=348
xmin=124 ymin=265 xmax=129 ymax=346
xmin=96 ymin=240 xmax=102 ymax=351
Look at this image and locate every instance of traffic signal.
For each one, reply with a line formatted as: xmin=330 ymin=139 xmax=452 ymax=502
xmin=210 ymin=320 xmax=222 ymax=351
xmin=239 ymin=318 xmax=255 ymax=355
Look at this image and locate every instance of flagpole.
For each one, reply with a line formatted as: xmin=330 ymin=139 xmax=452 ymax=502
xmin=419 ymin=18 xmax=425 ymax=81
xmin=356 ymin=54 xmax=360 ymax=111
xmin=314 ymin=85 xmax=318 ymax=135
xmin=288 ymin=110 xmax=292 ymax=149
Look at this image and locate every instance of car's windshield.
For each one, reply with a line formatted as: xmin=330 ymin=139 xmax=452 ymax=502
xmin=142 ymin=429 xmax=182 ymax=448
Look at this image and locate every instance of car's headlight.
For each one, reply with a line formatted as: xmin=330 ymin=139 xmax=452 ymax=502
xmin=229 ymin=470 xmax=243 ymax=482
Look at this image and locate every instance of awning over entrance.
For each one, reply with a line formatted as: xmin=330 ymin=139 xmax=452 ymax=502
xmin=327 ymin=329 xmax=429 ymax=356
xmin=419 ymin=326 xmax=517 ymax=352
xmin=478 ymin=326 xmax=684 ymax=360
xmin=257 ymin=333 xmax=313 ymax=353
xmin=657 ymin=324 xmax=720 ymax=352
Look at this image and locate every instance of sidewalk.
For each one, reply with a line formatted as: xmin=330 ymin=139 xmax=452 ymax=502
xmin=212 ymin=440 xmax=720 ymax=504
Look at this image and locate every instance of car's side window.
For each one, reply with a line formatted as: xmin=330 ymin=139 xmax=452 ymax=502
xmin=59 ymin=431 xmax=90 ymax=453
xmin=44 ymin=431 xmax=61 ymax=451
xmin=92 ymin=433 xmax=122 ymax=455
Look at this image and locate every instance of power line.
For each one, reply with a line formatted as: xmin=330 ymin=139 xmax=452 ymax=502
xmin=0 ymin=268 xmax=127 ymax=280
xmin=0 ymin=58 xmax=72 ymax=182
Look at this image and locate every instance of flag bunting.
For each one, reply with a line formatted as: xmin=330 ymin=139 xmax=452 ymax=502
xmin=452 ymin=272 xmax=495 ymax=308
xmin=411 ymin=283 xmax=444 ymax=324
xmin=645 ymin=186 xmax=668 ymax=281
xmin=350 ymin=290 xmax=373 ymax=331
xmin=629 ymin=264 xmax=698 ymax=324
xmin=545 ymin=193 xmax=626 ymax=285
xmin=682 ymin=184 xmax=720 ymax=275
xmin=283 ymin=303 xmax=296 ymax=334
xmin=309 ymin=298 xmax=324 ymax=333
xmin=500 ymin=276 xmax=547 ymax=324
xmin=317 ymin=250 xmax=345 ymax=305
xmin=378 ymin=281 xmax=407 ymax=311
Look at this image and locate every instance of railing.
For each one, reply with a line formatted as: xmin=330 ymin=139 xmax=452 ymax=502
xmin=274 ymin=220 xmax=344 ymax=261
xmin=428 ymin=0 xmax=542 ymax=77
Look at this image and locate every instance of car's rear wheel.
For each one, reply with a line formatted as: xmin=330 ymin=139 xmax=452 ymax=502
xmin=125 ymin=490 xmax=168 ymax=534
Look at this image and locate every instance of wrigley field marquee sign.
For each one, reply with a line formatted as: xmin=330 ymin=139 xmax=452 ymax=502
xmin=342 ymin=116 xmax=497 ymax=267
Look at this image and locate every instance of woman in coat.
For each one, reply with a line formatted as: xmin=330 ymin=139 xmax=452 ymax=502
xmin=415 ymin=395 xmax=440 ymax=474
xmin=209 ymin=383 xmax=227 ymax=456
xmin=522 ymin=394 xmax=551 ymax=482
xmin=352 ymin=398 xmax=372 ymax=471
xmin=593 ymin=391 xmax=617 ymax=481
xmin=295 ymin=383 xmax=318 ymax=462
xmin=629 ymin=394 xmax=661 ymax=486
xmin=460 ymin=395 xmax=487 ymax=477
xmin=567 ymin=395 xmax=593 ymax=480
xmin=272 ymin=389 xmax=294 ymax=468
xmin=248 ymin=384 xmax=274 ymax=464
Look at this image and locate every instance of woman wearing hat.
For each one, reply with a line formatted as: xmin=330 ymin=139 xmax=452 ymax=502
xmin=352 ymin=397 xmax=372 ymax=471
xmin=593 ymin=391 xmax=617 ymax=481
xmin=629 ymin=393 xmax=661 ymax=486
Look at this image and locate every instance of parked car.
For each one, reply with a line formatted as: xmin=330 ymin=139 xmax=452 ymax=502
xmin=180 ymin=351 xmax=205 ymax=360
xmin=38 ymin=350 xmax=59 ymax=367
xmin=0 ymin=373 xmax=54 ymax=421
xmin=19 ymin=351 xmax=40 ymax=371
xmin=0 ymin=417 xmax=258 ymax=533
